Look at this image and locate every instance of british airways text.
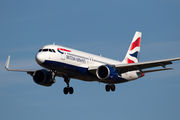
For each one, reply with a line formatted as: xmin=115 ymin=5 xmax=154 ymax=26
xmin=66 ymin=55 xmax=86 ymax=64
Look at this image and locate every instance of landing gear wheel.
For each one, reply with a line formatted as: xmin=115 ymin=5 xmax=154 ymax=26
xmin=63 ymin=87 xmax=68 ymax=95
xmin=110 ymin=84 xmax=116 ymax=92
xmin=105 ymin=85 xmax=110 ymax=92
xmin=105 ymin=84 xmax=116 ymax=92
xmin=63 ymin=76 xmax=74 ymax=95
xmin=69 ymin=87 xmax=74 ymax=94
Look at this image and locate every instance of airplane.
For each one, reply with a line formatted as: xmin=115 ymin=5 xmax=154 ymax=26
xmin=5 ymin=31 xmax=180 ymax=95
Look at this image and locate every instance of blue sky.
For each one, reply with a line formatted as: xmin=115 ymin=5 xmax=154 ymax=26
xmin=1 ymin=0 xmax=180 ymax=120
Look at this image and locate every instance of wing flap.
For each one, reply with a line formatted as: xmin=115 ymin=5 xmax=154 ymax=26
xmin=138 ymin=68 xmax=173 ymax=73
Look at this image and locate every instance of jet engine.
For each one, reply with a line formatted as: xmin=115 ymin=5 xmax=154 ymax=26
xmin=96 ymin=65 xmax=119 ymax=80
xmin=33 ymin=69 xmax=54 ymax=86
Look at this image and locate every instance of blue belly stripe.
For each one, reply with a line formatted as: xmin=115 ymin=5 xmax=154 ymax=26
xmin=42 ymin=60 xmax=128 ymax=84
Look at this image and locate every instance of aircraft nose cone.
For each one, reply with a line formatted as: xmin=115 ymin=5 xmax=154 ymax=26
xmin=36 ymin=53 xmax=45 ymax=64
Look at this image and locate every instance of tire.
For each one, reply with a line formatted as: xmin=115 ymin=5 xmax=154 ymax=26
xmin=105 ymin=85 xmax=110 ymax=92
xmin=110 ymin=84 xmax=116 ymax=92
xmin=63 ymin=87 xmax=69 ymax=95
xmin=69 ymin=87 xmax=74 ymax=94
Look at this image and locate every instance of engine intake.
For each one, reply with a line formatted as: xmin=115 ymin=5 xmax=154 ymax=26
xmin=33 ymin=70 xmax=54 ymax=86
xmin=96 ymin=65 xmax=119 ymax=80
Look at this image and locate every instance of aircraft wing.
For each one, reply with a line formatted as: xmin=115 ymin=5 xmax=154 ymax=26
xmin=89 ymin=57 xmax=180 ymax=74
xmin=5 ymin=55 xmax=37 ymax=75
xmin=115 ymin=57 xmax=180 ymax=73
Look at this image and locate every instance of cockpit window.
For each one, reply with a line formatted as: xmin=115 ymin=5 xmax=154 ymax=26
xmin=42 ymin=49 xmax=48 ymax=52
xmin=52 ymin=49 xmax=56 ymax=53
xmin=38 ymin=48 xmax=56 ymax=53
xmin=38 ymin=49 xmax=42 ymax=52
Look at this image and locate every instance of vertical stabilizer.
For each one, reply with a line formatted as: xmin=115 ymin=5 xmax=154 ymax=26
xmin=122 ymin=31 xmax=142 ymax=64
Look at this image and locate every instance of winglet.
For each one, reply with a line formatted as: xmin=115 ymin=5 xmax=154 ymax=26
xmin=5 ymin=55 xmax=10 ymax=70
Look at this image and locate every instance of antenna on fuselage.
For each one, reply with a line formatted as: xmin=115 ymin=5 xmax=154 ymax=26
xmin=53 ymin=42 xmax=55 ymax=45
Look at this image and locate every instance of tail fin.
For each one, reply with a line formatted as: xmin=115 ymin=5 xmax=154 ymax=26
xmin=122 ymin=31 xmax=142 ymax=64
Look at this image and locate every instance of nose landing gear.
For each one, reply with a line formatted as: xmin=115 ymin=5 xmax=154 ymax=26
xmin=50 ymin=70 xmax=56 ymax=83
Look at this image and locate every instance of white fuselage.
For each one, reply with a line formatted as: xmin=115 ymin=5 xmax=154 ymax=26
xmin=36 ymin=45 xmax=142 ymax=84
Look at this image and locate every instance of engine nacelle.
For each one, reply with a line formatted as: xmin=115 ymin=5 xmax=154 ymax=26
xmin=96 ymin=65 xmax=119 ymax=80
xmin=33 ymin=69 xmax=54 ymax=86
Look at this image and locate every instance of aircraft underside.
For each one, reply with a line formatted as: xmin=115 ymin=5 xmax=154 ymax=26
xmin=38 ymin=60 xmax=129 ymax=94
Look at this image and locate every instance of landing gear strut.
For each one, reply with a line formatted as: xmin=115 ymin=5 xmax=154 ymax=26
xmin=63 ymin=76 xmax=74 ymax=95
xmin=50 ymin=70 xmax=56 ymax=83
xmin=105 ymin=84 xmax=116 ymax=92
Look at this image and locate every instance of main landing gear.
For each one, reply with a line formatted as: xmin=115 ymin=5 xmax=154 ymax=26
xmin=63 ymin=76 xmax=74 ymax=95
xmin=105 ymin=84 xmax=116 ymax=92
